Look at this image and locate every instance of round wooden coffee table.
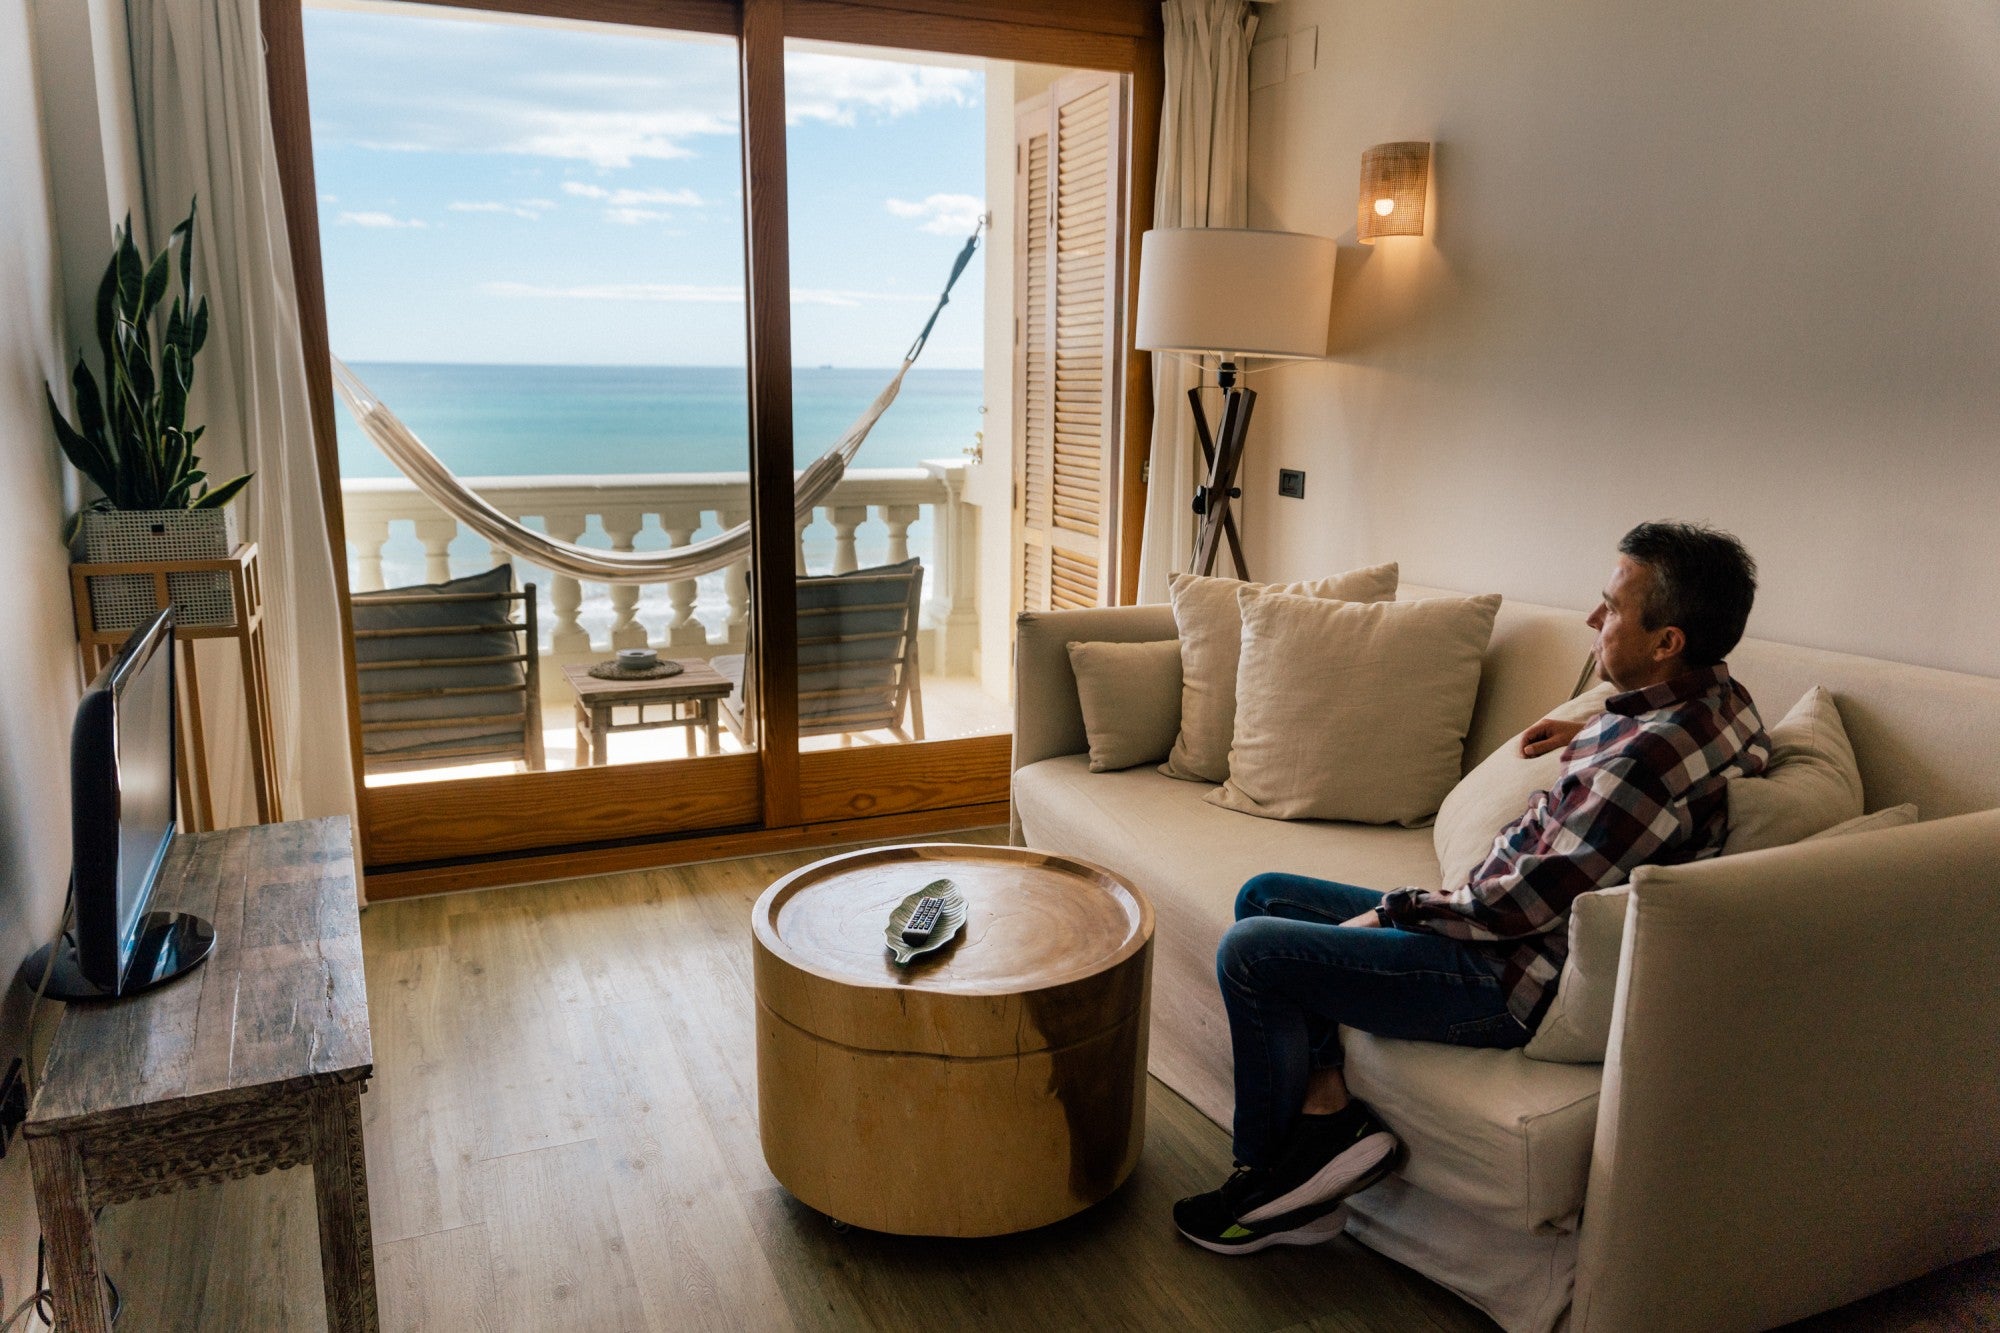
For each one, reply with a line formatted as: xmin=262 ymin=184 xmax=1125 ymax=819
xmin=752 ymin=843 xmax=1154 ymax=1237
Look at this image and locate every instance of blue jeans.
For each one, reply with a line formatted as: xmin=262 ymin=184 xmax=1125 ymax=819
xmin=1218 ymin=873 xmax=1530 ymax=1167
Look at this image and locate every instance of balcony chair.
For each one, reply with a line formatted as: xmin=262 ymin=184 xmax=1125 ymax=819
xmin=715 ymin=557 xmax=926 ymax=746
xmin=350 ymin=563 xmax=546 ymax=776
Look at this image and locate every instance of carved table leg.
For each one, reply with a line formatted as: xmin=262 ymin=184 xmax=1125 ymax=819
xmin=309 ymin=1083 xmax=380 ymax=1332
xmin=28 ymin=1134 xmax=112 ymax=1333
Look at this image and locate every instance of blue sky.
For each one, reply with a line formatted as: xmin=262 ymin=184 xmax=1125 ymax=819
xmin=303 ymin=5 xmax=986 ymax=368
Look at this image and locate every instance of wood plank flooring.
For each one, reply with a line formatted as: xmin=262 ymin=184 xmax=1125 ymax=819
xmin=92 ymin=831 xmax=1999 ymax=1331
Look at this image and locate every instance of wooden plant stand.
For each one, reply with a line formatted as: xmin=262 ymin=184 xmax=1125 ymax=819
xmin=70 ymin=542 xmax=281 ymax=830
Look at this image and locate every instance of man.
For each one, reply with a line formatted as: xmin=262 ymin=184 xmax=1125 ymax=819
xmin=1175 ymin=521 xmax=1772 ymax=1254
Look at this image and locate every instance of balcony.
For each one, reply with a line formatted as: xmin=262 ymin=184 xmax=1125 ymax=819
xmin=341 ymin=461 xmax=1005 ymax=774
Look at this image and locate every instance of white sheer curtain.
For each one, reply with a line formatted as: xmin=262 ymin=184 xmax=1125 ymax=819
xmin=1135 ymin=0 xmax=1258 ymax=603
xmin=127 ymin=0 xmax=357 ymax=824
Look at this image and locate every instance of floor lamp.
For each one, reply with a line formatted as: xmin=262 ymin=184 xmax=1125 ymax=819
xmin=1135 ymin=228 xmax=1337 ymax=579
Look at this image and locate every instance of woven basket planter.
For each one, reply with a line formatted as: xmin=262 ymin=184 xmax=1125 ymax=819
xmin=78 ymin=507 xmax=240 ymax=631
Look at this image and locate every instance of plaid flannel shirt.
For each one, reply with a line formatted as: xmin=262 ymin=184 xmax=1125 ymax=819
xmin=1378 ymin=664 xmax=1771 ymax=1028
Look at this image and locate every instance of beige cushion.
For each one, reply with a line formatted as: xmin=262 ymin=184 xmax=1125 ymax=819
xmin=1521 ymin=888 xmax=1633 ymax=1065
xmin=1066 ymin=639 xmax=1182 ymax=772
xmin=1210 ymin=592 xmax=1502 ymax=826
xmin=1804 ymin=803 xmax=1919 ymax=841
xmin=1434 ymin=682 xmax=1618 ymax=893
xmin=1342 ymin=1033 xmax=1604 ymax=1234
xmin=1724 ymin=686 xmax=1865 ymax=854
xmin=1524 ymin=800 xmax=1919 ymax=1065
xmin=1160 ymin=563 xmax=1398 ymax=783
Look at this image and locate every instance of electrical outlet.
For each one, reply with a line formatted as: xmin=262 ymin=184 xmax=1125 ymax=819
xmin=1278 ymin=469 xmax=1307 ymax=499
xmin=0 ymin=1057 xmax=26 ymax=1157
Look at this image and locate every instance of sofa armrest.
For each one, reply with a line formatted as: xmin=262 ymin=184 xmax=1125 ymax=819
xmin=1574 ymin=808 xmax=2000 ymax=1332
xmin=1011 ymin=604 xmax=1177 ymax=772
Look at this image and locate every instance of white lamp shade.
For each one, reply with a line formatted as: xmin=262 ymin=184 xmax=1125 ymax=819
xmin=1134 ymin=227 xmax=1336 ymax=359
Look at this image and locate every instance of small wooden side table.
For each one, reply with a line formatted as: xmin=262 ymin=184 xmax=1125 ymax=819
xmin=562 ymin=659 xmax=736 ymax=765
xmin=25 ymin=817 xmax=378 ymax=1332
xmin=69 ymin=542 xmax=280 ymax=831
xmin=753 ymin=843 xmax=1154 ymax=1236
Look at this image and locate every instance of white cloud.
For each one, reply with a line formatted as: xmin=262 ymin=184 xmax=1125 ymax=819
xmin=485 ymin=281 xmax=926 ymax=308
xmin=448 ymin=198 xmax=554 ymax=219
xmin=562 ymin=182 xmax=704 ymax=207
xmin=307 ymin=18 xmax=977 ymax=169
xmin=560 ymin=182 xmax=705 ymax=225
xmin=605 ymin=207 xmax=674 ymax=225
xmin=339 ymin=210 xmax=426 ymax=229
xmin=785 ymin=53 xmax=975 ymax=126
xmin=884 ymin=193 xmax=984 ymax=236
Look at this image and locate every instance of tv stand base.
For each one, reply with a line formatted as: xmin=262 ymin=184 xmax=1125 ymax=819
xmin=24 ymin=911 xmax=215 ymax=1003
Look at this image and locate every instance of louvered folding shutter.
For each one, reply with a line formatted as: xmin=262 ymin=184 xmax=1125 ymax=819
xmin=1015 ymin=73 xmax=1125 ymax=613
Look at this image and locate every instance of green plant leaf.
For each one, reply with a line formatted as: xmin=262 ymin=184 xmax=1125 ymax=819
xmin=160 ymin=344 xmax=188 ymax=435
xmin=94 ymin=257 xmax=118 ymax=361
xmin=139 ymin=248 xmax=170 ymax=326
xmin=116 ymin=226 xmax=145 ymax=323
xmin=176 ymin=197 xmax=198 ymax=299
xmin=192 ymin=472 xmax=252 ymax=509
xmin=165 ymin=296 xmax=186 ymax=359
xmin=190 ymin=298 xmax=209 ymax=358
xmin=70 ymin=358 xmax=107 ymax=449
xmin=46 ymin=386 xmax=113 ymax=491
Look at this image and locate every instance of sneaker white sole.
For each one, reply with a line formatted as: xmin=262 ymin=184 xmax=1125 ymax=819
xmin=1181 ymin=1204 xmax=1352 ymax=1256
xmin=1239 ymin=1130 xmax=1398 ymax=1226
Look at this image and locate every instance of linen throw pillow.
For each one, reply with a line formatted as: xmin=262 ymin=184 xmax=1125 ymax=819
xmin=1208 ymin=591 xmax=1501 ymax=826
xmin=1066 ymin=639 xmax=1183 ymax=772
xmin=1432 ymin=680 xmax=1618 ymax=893
xmin=1723 ymin=686 xmax=1865 ymax=854
xmin=1523 ymin=799 xmax=1919 ymax=1064
xmin=1159 ymin=563 xmax=1399 ymax=783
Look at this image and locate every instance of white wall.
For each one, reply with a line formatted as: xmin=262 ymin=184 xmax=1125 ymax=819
xmin=0 ymin=0 xmax=87 ymax=1300
xmin=1239 ymin=0 xmax=2000 ymax=678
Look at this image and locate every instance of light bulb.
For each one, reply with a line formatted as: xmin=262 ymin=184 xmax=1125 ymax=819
xmin=1373 ymin=198 xmax=1396 ymax=217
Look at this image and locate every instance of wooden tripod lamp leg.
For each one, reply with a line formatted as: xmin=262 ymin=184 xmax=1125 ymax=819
xmin=1190 ymin=387 xmax=1257 ymax=579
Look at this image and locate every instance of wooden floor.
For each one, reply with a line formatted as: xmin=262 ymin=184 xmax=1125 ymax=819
xmin=94 ymin=831 xmax=1999 ymax=1331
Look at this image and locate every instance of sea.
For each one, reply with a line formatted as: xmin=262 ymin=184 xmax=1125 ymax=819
xmin=335 ymin=362 xmax=985 ymax=645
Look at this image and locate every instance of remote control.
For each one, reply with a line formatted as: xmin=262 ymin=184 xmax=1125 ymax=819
xmin=902 ymin=896 xmax=946 ymax=942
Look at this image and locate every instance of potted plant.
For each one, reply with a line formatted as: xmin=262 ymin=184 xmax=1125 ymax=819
xmin=47 ymin=200 xmax=253 ymax=630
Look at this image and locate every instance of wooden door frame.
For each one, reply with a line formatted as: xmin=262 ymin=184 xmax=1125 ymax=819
xmin=262 ymin=0 xmax=1160 ymax=890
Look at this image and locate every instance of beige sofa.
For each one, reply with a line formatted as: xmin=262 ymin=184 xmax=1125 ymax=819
xmin=1010 ymin=586 xmax=2000 ymax=1333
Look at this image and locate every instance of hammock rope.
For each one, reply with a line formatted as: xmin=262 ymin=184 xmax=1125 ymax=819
xmin=332 ymin=222 xmax=984 ymax=585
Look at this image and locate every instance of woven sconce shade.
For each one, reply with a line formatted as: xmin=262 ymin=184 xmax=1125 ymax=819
xmin=1358 ymin=141 xmax=1431 ymax=243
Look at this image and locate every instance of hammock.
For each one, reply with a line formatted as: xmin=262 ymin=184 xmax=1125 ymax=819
xmin=331 ymin=224 xmax=982 ymax=585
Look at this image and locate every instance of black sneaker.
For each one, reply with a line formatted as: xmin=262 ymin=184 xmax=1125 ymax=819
xmin=1172 ymin=1104 xmax=1400 ymax=1256
xmin=1171 ymin=1172 xmax=1353 ymax=1255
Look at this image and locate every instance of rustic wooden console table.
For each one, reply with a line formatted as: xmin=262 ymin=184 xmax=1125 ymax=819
xmin=24 ymin=817 xmax=378 ymax=1332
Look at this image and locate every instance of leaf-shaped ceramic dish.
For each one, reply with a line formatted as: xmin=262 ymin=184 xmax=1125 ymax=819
xmin=884 ymin=877 xmax=968 ymax=966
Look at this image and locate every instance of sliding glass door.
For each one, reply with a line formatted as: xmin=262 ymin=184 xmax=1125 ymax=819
xmin=300 ymin=0 xmax=766 ymax=869
xmin=267 ymin=0 xmax=1155 ymax=886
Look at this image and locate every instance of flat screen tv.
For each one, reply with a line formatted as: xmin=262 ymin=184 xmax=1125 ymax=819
xmin=31 ymin=608 xmax=212 ymax=1001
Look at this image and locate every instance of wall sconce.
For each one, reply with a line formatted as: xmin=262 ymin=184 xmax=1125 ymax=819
xmin=1357 ymin=141 xmax=1431 ymax=243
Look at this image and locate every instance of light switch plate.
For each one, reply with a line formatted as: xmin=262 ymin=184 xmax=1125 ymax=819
xmin=1250 ymin=39 xmax=1287 ymax=90
xmin=1288 ymin=27 xmax=1318 ymax=77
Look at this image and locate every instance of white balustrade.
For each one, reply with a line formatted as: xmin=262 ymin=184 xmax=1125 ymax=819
xmin=340 ymin=466 xmax=979 ymax=697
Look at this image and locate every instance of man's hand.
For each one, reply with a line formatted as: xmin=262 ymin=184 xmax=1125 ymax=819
xmin=1341 ymin=910 xmax=1385 ymax=928
xmin=1519 ymin=717 xmax=1587 ymax=758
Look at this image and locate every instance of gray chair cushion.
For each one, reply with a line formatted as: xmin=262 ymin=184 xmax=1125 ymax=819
xmin=352 ymin=565 xmax=526 ymax=758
